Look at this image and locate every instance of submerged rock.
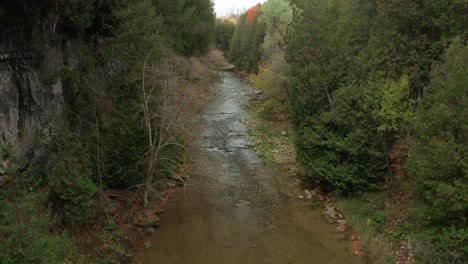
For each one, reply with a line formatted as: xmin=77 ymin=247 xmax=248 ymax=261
xmin=144 ymin=241 xmax=152 ymax=249
xmin=235 ymin=200 xmax=251 ymax=207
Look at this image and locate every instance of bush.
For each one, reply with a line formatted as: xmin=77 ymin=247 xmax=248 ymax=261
xmin=296 ymin=84 xmax=387 ymax=193
xmin=0 ymin=195 xmax=73 ymax=264
xmin=42 ymin=117 xmax=97 ymax=227
xmin=0 ymin=145 xmax=73 ymax=263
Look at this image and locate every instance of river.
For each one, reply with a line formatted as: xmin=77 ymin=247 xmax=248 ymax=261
xmin=135 ymin=72 xmax=362 ymax=264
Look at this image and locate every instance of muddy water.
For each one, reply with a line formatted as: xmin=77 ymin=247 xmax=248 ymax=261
xmin=135 ymin=72 xmax=362 ymax=264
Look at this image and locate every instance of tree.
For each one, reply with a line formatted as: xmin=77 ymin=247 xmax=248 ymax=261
xmin=252 ymin=0 xmax=292 ymax=98
xmin=286 ymin=0 xmax=384 ymax=193
xmin=228 ymin=5 xmax=266 ymax=73
xmin=285 ymin=0 xmax=466 ymax=194
xmin=152 ymin=0 xmax=215 ymax=56
xmin=214 ymin=19 xmax=235 ymax=54
xmin=406 ymin=41 xmax=467 ymax=263
xmin=140 ymin=55 xmax=196 ymax=207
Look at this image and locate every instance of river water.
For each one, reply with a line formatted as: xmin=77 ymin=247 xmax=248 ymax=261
xmin=135 ymin=72 xmax=362 ymax=264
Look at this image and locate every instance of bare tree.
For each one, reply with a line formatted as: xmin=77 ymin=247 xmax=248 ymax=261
xmin=140 ymin=55 xmax=192 ymax=208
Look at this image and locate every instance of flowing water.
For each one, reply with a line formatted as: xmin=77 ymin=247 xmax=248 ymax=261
xmin=135 ymin=72 xmax=362 ymax=264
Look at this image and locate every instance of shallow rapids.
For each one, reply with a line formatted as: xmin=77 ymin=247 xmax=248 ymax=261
xmin=135 ymin=72 xmax=362 ymax=264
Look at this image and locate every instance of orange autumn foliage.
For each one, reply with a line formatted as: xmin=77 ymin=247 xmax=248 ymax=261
xmin=247 ymin=5 xmax=260 ymax=23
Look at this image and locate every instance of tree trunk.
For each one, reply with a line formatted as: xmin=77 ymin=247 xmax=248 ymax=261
xmin=143 ymin=152 xmax=157 ymax=208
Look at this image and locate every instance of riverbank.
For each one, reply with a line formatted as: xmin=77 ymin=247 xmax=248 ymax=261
xmin=244 ymin=88 xmax=366 ymax=257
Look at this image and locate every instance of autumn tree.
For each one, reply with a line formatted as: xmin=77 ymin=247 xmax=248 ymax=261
xmin=228 ymin=4 xmax=265 ymax=73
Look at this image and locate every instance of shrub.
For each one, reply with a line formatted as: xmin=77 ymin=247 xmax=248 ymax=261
xmin=42 ymin=117 xmax=97 ymax=227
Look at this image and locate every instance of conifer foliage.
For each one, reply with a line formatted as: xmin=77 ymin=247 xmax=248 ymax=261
xmin=220 ymin=0 xmax=467 ymax=261
xmin=228 ymin=4 xmax=266 ymax=73
xmin=283 ymin=0 xmax=466 ymax=261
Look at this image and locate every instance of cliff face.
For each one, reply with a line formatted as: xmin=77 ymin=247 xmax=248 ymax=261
xmin=0 ymin=10 xmax=70 ymax=151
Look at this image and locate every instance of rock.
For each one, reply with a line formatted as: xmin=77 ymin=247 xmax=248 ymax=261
xmin=147 ymin=227 xmax=156 ymax=234
xmin=167 ymin=181 xmax=178 ymax=188
xmin=304 ymin=190 xmax=312 ymax=199
xmin=297 ymin=195 xmax=304 ymax=199
xmin=144 ymin=241 xmax=152 ymax=249
xmin=281 ymin=130 xmax=287 ymax=136
xmin=235 ymin=200 xmax=251 ymax=207
xmin=337 ymin=224 xmax=347 ymax=232
xmin=336 ymin=219 xmax=346 ymax=225
xmin=254 ymin=90 xmax=264 ymax=95
xmin=222 ymin=65 xmax=235 ymax=71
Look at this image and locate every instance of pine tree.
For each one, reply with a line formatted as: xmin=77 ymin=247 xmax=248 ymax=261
xmin=406 ymin=41 xmax=467 ymax=263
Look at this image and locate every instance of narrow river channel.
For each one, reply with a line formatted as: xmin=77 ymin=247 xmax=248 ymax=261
xmin=135 ymin=72 xmax=362 ymax=264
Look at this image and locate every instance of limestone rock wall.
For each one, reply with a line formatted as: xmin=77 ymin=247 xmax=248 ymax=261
xmin=0 ymin=13 xmax=68 ymax=151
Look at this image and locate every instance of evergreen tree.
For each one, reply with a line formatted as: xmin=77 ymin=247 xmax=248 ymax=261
xmin=286 ymin=0 xmax=466 ymax=193
xmin=286 ymin=0 xmax=383 ymax=193
xmin=152 ymin=0 xmax=215 ymax=56
xmin=407 ymin=41 xmax=467 ymax=263
xmin=228 ymin=5 xmax=266 ymax=73
xmin=214 ymin=19 xmax=235 ymax=54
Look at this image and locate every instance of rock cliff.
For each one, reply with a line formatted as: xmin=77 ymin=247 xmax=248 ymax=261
xmin=0 ymin=5 xmax=71 ymax=151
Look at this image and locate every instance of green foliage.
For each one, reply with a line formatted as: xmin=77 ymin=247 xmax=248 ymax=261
xmin=59 ymin=0 xmax=96 ymax=34
xmin=0 ymin=196 xmax=73 ymax=264
xmin=251 ymin=0 xmax=292 ymax=100
xmin=42 ymin=118 xmax=97 ymax=227
xmin=214 ymin=19 xmax=235 ymax=53
xmin=286 ymin=0 xmax=386 ymax=193
xmin=98 ymin=112 xmax=147 ymax=188
xmin=378 ymin=75 xmax=414 ymax=134
xmin=296 ymin=85 xmax=387 ymax=193
xmin=228 ymin=5 xmax=266 ymax=73
xmin=286 ymin=0 xmax=466 ymax=196
xmin=407 ymin=42 xmax=467 ymax=262
xmin=152 ymin=0 xmax=216 ymax=56
xmin=336 ymin=195 xmax=396 ymax=262
xmin=414 ymin=226 xmax=468 ymax=264
xmin=0 ymin=145 xmax=73 ymax=263
xmin=260 ymin=0 xmax=292 ymax=38
xmin=67 ymin=0 xmax=165 ymax=188
xmin=260 ymin=0 xmax=292 ymax=64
